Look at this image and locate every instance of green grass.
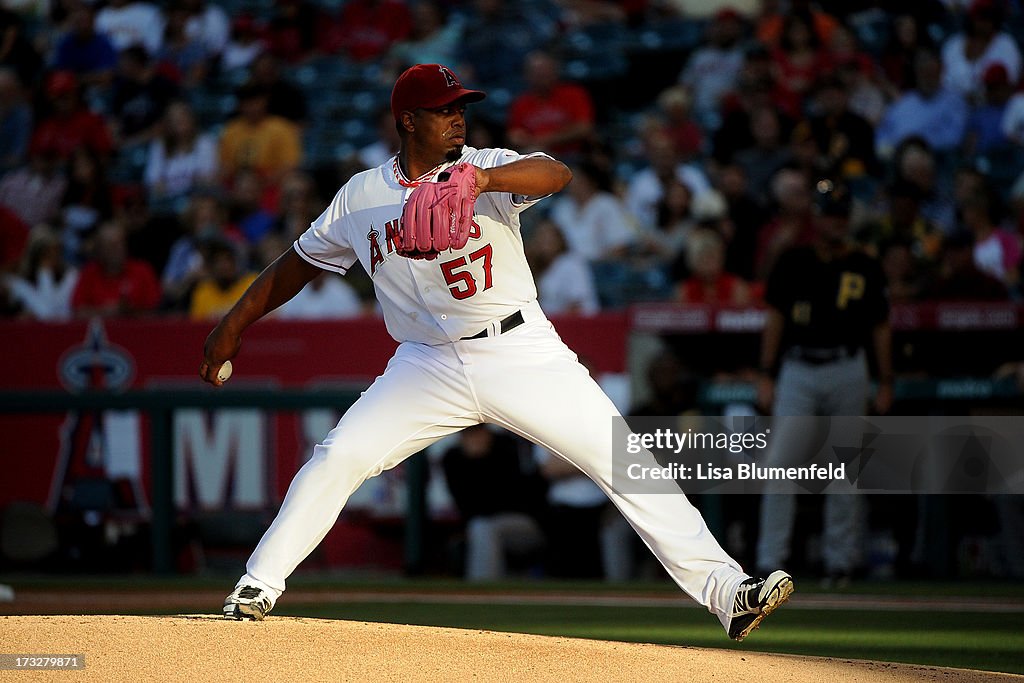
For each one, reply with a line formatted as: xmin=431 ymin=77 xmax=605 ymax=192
xmin=273 ymin=601 xmax=1024 ymax=675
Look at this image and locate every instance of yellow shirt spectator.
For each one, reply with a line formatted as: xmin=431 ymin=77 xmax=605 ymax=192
xmin=190 ymin=272 xmax=257 ymax=320
xmin=219 ymin=84 xmax=302 ymax=183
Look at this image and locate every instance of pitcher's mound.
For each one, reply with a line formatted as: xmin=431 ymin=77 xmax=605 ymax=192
xmin=0 ymin=615 xmax=1016 ymax=682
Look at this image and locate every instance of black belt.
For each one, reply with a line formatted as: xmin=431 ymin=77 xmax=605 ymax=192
xmin=786 ymin=345 xmax=859 ymax=365
xmin=462 ymin=310 xmax=525 ymax=340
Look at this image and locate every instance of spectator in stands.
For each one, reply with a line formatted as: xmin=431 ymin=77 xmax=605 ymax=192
xmin=756 ymin=0 xmax=838 ymax=48
xmin=276 ymin=272 xmax=363 ymax=319
xmin=713 ymin=45 xmax=799 ymax=163
xmin=755 ymin=166 xmax=815 ymax=280
xmin=551 ymin=161 xmax=635 ymax=263
xmin=734 ymin=106 xmax=793 ymax=201
xmin=0 ymin=69 xmax=31 ymax=175
xmin=717 ymin=162 xmax=763 ymax=280
xmin=71 ymin=221 xmax=160 ymax=317
xmin=0 ymin=204 xmax=28 ymax=276
xmin=161 ymin=191 xmax=232 ymax=311
xmin=94 ymin=0 xmax=164 ymax=56
xmin=804 ymin=73 xmax=880 ymax=182
xmin=654 ymin=86 xmax=703 ymax=160
xmin=188 ymin=238 xmax=256 ymax=320
xmin=273 ymin=171 xmax=320 ymax=239
xmin=507 ymin=51 xmax=596 ymax=159
xmin=442 ymin=424 xmax=547 ymax=581
xmin=526 ymin=219 xmax=599 ymax=316
xmin=629 ymin=349 xmax=700 ymax=417
xmin=858 ymin=180 xmax=944 ymax=267
xmin=876 ymin=49 xmax=968 ymax=160
xmin=0 ymin=7 xmax=43 ymax=88
xmin=218 ymin=84 xmax=302 ymax=188
xmin=110 ymin=46 xmax=179 ymax=146
xmin=881 ymin=13 xmax=935 ymax=94
xmin=770 ymin=9 xmax=833 ymax=98
xmin=51 ymin=4 xmax=118 ymax=88
xmin=221 ymin=14 xmax=264 ymax=73
xmin=144 ymin=100 xmax=218 ymax=205
xmin=387 ymin=1 xmax=461 ymax=71
xmin=327 ymin=0 xmax=412 ymax=62
xmin=247 ymin=53 xmax=308 ymax=126
xmin=678 ymin=8 xmax=747 ymax=131
xmin=456 ymin=0 xmax=543 ymax=86
xmin=156 ymin=6 xmax=209 ymax=88
xmin=941 ymin=0 xmax=1021 ymax=102
xmin=878 ymin=239 xmax=926 ymax=303
xmin=924 ymin=230 xmax=1009 ymax=300
xmin=4 ymin=224 xmax=78 ymax=320
xmin=182 ymin=0 xmax=230 ymax=63
xmin=227 ymin=168 xmax=276 ymax=244
xmin=626 ymin=128 xmax=710 ymax=231
xmin=357 ymin=107 xmax=402 ymax=170
xmin=832 ymin=32 xmax=888 ymax=127
xmin=638 ymin=177 xmax=695 ymax=273
xmin=0 ymin=145 xmax=67 ymax=229
xmin=533 ymin=439 xmax=634 ymax=580
xmin=677 ymin=227 xmax=754 ymax=306
xmin=895 ymin=139 xmax=956 ymax=235
xmin=61 ymin=148 xmax=114 ymax=261
xmin=262 ymin=0 xmax=317 ymax=64
xmin=963 ymin=194 xmax=1021 ymax=288
xmin=30 ymin=71 xmax=114 ymax=164
xmin=964 ymin=63 xmax=1016 ymax=157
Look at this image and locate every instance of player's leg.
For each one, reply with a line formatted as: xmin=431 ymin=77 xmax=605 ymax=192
xmin=462 ymin=322 xmax=749 ymax=628
xmin=821 ymin=353 xmax=870 ymax=581
xmin=227 ymin=342 xmax=479 ymax=617
xmin=755 ymin=359 xmax=820 ymax=574
xmin=464 ymin=512 xmax=545 ymax=581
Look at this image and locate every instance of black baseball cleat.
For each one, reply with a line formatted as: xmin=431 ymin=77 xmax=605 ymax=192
xmin=728 ymin=570 xmax=794 ymax=641
xmin=223 ymin=585 xmax=273 ymax=621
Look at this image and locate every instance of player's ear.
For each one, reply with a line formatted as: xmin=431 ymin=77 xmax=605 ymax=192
xmin=400 ymin=111 xmax=415 ymax=134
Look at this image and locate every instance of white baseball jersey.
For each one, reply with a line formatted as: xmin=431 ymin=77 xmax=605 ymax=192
xmin=237 ymin=144 xmax=754 ymax=636
xmin=295 ymin=147 xmax=548 ymax=344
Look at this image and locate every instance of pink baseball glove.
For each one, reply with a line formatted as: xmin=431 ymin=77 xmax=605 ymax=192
xmin=398 ymin=163 xmax=477 ymax=260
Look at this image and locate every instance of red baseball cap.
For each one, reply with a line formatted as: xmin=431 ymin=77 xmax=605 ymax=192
xmin=391 ymin=64 xmax=485 ymax=121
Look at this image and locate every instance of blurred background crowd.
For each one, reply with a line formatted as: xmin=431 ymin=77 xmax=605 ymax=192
xmin=1 ymin=0 xmax=1024 ymax=584
xmin=0 ymin=0 xmax=1022 ymax=321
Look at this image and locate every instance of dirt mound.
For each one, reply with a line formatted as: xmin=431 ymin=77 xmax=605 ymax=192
xmin=0 ymin=615 xmax=1016 ymax=682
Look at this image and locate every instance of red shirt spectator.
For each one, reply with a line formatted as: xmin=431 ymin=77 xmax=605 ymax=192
xmin=321 ymin=0 xmax=412 ymax=61
xmin=30 ymin=72 xmax=113 ymax=162
xmin=507 ymin=52 xmax=595 ymax=158
xmin=72 ymin=223 xmax=160 ymax=317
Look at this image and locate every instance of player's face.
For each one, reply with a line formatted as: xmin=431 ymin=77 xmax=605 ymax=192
xmin=414 ymin=102 xmax=468 ymax=161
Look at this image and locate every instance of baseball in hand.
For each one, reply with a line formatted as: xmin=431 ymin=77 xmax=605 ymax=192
xmin=217 ymin=360 xmax=233 ymax=382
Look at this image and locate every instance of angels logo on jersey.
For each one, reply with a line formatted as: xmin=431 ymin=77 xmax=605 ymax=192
xmin=367 ymin=218 xmax=482 ymax=276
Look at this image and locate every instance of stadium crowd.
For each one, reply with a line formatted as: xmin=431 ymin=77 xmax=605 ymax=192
xmin=0 ymin=0 xmax=1021 ymax=322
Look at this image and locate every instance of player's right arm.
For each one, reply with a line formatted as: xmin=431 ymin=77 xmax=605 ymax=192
xmin=200 ymin=248 xmax=321 ymax=386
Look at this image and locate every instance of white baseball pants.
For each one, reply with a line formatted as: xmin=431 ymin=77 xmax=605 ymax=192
xmin=240 ymin=307 xmax=748 ymax=630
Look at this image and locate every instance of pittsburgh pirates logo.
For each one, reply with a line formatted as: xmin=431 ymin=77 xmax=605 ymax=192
xmin=438 ymin=65 xmax=458 ymax=88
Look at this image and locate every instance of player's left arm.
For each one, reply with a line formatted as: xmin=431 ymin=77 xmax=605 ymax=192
xmin=869 ymin=257 xmax=893 ymax=415
xmin=473 ymin=156 xmax=572 ymax=200
xmin=871 ymin=321 xmax=893 ymax=415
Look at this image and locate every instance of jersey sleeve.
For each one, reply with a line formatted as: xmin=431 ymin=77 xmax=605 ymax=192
xmin=463 ymin=147 xmax=555 ymax=219
xmin=293 ymin=186 xmax=358 ymax=275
